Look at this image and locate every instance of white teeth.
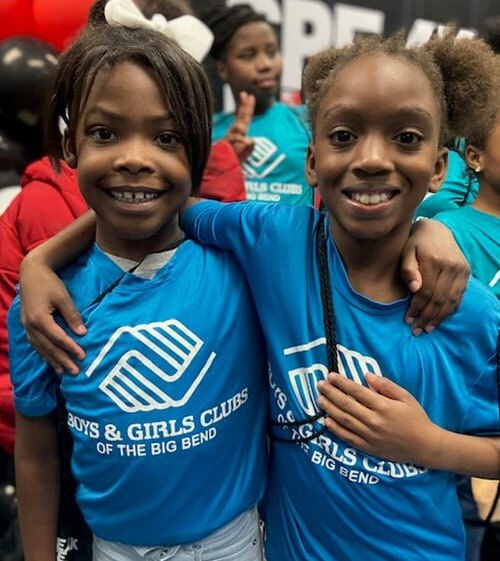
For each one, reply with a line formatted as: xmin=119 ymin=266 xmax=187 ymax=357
xmin=352 ymin=192 xmax=390 ymax=205
xmin=109 ymin=191 xmax=160 ymax=203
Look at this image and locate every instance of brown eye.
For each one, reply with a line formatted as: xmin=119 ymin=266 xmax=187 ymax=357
xmin=89 ymin=127 xmax=115 ymax=142
xmin=330 ymin=130 xmax=356 ymax=145
xmin=397 ymin=132 xmax=422 ymax=145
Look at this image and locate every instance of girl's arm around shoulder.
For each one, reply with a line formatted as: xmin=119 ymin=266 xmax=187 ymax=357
xmin=15 ymin=410 xmax=59 ymax=561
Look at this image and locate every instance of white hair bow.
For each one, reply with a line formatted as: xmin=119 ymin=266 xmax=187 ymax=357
xmin=104 ymin=0 xmax=214 ymax=63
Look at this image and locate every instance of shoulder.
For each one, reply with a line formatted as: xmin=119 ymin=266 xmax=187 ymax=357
xmin=434 ymin=206 xmax=470 ymax=227
xmin=455 ymin=278 xmax=499 ymax=331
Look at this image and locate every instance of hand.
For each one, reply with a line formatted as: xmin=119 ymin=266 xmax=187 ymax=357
xmin=401 ymin=219 xmax=469 ymax=335
xmin=225 ymin=91 xmax=255 ymax=162
xmin=316 ymin=372 xmax=440 ymax=465
xmin=19 ymin=255 xmax=86 ymax=375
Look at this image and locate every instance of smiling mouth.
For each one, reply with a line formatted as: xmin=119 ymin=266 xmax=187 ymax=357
xmin=344 ymin=190 xmax=399 ymax=206
xmin=106 ymin=190 xmax=163 ymax=203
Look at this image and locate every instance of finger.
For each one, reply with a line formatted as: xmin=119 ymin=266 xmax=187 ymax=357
xmin=413 ymin=265 xmax=468 ymax=333
xmin=235 ymin=91 xmax=255 ymax=130
xmin=400 ymin=245 xmax=422 ymax=294
xmin=58 ymin=297 xmax=87 ymax=336
xmin=25 ymin=315 xmax=85 ymax=361
xmin=420 ymin=271 xmax=467 ymax=332
xmin=404 ymin=258 xmax=438 ymax=333
xmin=364 ymin=373 xmax=412 ymax=402
xmin=317 ymin=380 xmax=374 ymax=422
xmin=317 ymin=394 xmax=371 ymax=438
xmin=321 ymin=374 xmax=380 ymax=409
xmin=27 ymin=329 xmax=81 ymax=375
xmin=323 ymin=417 xmax=371 ymax=451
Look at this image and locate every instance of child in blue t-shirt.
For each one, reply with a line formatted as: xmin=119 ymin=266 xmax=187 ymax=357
xmin=179 ymin=31 xmax=500 ymax=561
xmin=8 ymin=19 xmax=268 ymax=561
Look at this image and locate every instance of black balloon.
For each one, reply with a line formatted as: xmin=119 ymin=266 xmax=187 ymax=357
xmin=0 ymin=127 xmax=26 ymax=189
xmin=0 ymin=36 xmax=58 ymax=165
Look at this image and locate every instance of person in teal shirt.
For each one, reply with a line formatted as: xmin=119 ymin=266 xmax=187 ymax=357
xmin=416 ymin=146 xmax=478 ymax=218
xmin=200 ymin=4 xmax=313 ymax=206
xmin=435 ymin=115 xmax=500 ymax=298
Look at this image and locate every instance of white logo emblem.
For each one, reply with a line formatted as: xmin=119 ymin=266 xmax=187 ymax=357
xmin=489 ymin=270 xmax=500 ymax=289
xmin=284 ymin=339 xmax=383 ymax=417
xmin=85 ymin=320 xmax=216 ymax=413
xmin=242 ymin=137 xmax=286 ymax=178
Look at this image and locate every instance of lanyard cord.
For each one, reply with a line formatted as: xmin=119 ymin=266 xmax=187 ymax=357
xmin=269 ymin=213 xmax=333 ymax=444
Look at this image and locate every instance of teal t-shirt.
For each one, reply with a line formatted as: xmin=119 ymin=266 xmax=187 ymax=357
xmin=213 ymin=102 xmax=313 ymax=206
xmin=416 ymin=150 xmax=478 ymax=218
xmin=435 ymin=205 xmax=500 ymax=298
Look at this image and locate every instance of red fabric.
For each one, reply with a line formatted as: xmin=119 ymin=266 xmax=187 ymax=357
xmin=200 ymin=140 xmax=246 ymax=202
xmin=0 ymin=157 xmax=87 ymax=454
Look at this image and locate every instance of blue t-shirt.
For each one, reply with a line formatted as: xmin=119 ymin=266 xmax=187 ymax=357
xmin=8 ymin=242 xmax=268 ymax=546
xmin=182 ymin=201 xmax=500 ymax=561
xmin=416 ymin=150 xmax=478 ymax=218
xmin=435 ymin=205 xmax=500 ymax=298
xmin=213 ymin=102 xmax=313 ymax=206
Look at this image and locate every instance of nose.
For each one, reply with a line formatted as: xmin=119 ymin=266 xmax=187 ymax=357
xmin=256 ymin=51 xmax=273 ymax=72
xmin=351 ymin=135 xmax=395 ymax=176
xmin=112 ymin=137 xmax=154 ymax=175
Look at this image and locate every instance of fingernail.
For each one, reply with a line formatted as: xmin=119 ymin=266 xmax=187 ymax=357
xmin=412 ymin=327 xmax=422 ymax=337
xmin=425 ymin=325 xmax=435 ymax=333
xmin=76 ymin=326 xmax=87 ymax=335
xmin=408 ymin=281 xmax=419 ymax=292
xmin=405 ymin=316 xmax=415 ymax=325
xmin=328 ymin=373 xmax=337 ymax=382
xmin=316 ymin=380 xmax=326 ymax=390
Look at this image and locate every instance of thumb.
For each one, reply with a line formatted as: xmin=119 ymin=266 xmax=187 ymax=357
xmin=400 ymin=245 xmax=422 ymax=293
xmin=366 ymin=374 xmax=410 ymax=401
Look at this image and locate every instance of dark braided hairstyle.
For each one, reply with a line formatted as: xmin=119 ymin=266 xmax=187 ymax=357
xmin=303 ymin=29 xmax=499 ymax=148
xmin=199 ymin=3 xmax=267 ymax=60
xmin=45 ymin=24 xmax=213 ymax=193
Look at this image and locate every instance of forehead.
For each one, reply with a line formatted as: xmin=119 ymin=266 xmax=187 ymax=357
xmin=319 ymin=53 xmax=440 ymax=122
xmin=226 ymin=21 xmax=277 ymax=51
xmin=81 ymin=61 xmax=169 ymax=114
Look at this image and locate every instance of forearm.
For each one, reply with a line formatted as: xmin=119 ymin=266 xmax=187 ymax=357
xmin=15 ymin=413 xmax=60 ymax=561
xmin=21 ymin=210 xmax=96 ymax=272
xmin=420 ymin=427 xmax=500 ymax=479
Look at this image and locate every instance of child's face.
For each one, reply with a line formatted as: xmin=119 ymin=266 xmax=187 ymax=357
xmin=64 ymin=61 xmax=191 ymax=258
xmin=307 ymin=53 xmax=447 ymax=243
xmin=217 ymin=21 xmax=282 ymax=111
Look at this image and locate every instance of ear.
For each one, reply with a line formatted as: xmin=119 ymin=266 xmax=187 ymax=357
xmin=216 ymin=59 xmax=228 ymax=83
xmin=428 ymin=147 xmax=448 ymax=193
xmin=465 ymin=144 xmax=482 ymax=173
xmin=305 ymin=143 xmax=318 ymax=188
xmin=62 ymin=129 xmax=77 ymax=169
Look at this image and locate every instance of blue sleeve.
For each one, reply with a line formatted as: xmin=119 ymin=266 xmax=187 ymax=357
xmin=7 ymin=296 xmax=58 ymax=416
xmin=460 ymin=351 xmax=500 ymax=436
xmin=182 ymin=200 xmax=275 ymax=256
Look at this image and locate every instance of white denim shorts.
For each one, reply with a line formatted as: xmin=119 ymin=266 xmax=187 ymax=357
xmin=92 ymin=507 xmax=265 ymax=561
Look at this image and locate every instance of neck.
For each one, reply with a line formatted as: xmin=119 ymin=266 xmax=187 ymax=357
xmin=328 ymin=214 xmax=411 ymax=302
xmin=471 ymin=181 xmax=500 ymax=217
xmin=95 ymin=221 xmax=184 ymax=263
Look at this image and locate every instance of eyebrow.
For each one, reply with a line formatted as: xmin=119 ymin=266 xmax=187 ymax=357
xmin=323 ymin=104 xmax=434 ymax=122
xmin=85 ymin=107 xmax=174 ymax=123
